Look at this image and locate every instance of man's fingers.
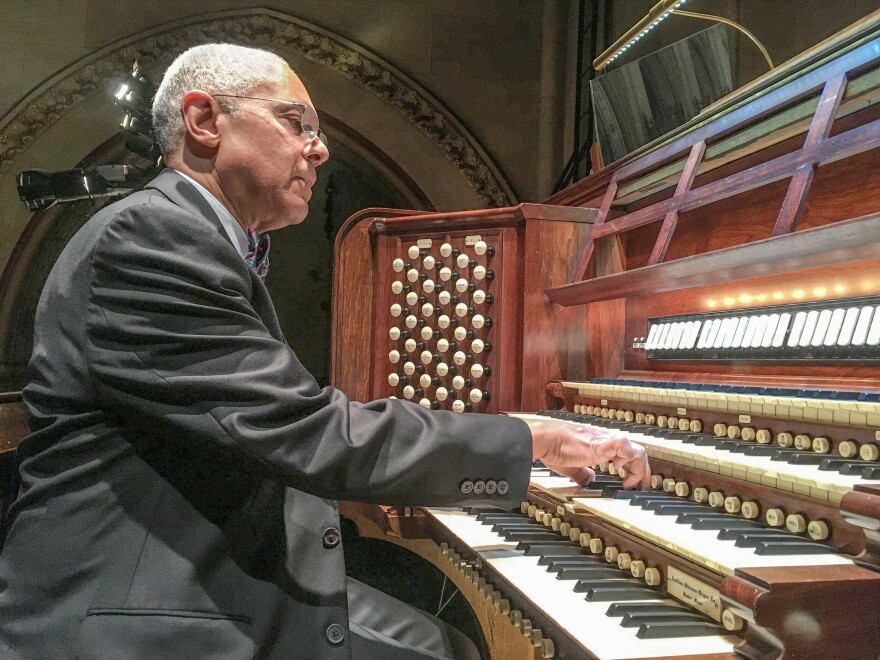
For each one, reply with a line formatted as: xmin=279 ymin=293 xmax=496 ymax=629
xmin=547 ymin=465 xmax=596 ymax=487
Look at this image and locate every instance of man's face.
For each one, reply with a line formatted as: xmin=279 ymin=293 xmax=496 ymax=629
xmin=214 ymin=66 xmax=330 ymax=232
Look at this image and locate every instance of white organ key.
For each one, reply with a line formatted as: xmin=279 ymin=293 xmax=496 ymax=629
xmin=704 ymin=319 xmax=723 ymax=348
xmin=471 ymin=339 xmax=485 ymax=354
xmin=472 ymin=289 xmax=486 ymax=304
xmin=390 ymin=303 xmax=402 ymax=317
xmin=455 ymin=278 xmax=469 ymax=293
xmin=473 ymin=265 xmax=487 ymax=280
xmin=771 ymin=312 xmax=791 ymax=347
xmin=436 ymin=362 xmax=449 ymax=377
xmin=837 ymin=307 xmax=860 ymax=346
xmin=392 ymin=258 xmax=404 ymax=272
xmin=423 ymin=255 xmax=435 ymax=270
xmin=438 ymin=290 xmax=451 ymax=305
xmin=403 ymin=361 xmax=416 ymax=375
xmin=684 ymin=320 xmax=702 ymax=348
xmin=454 ymin=326 xmax=467 ymax=341
xmin=439 ymin=267 xmax=452 ymax=281
xmin=405 ymin=315 xmax=418 ymax=329
xmin=391 ymin=280 xmax=403 ymax=294
xmin=718 ymin=318 xmax=737 ymax=349
xmin=406 ymin=268 xmax=419 ymax=283
xmin=420 ymin=350 xmax=433 ymax=365
xmin=419 ymin=374 xmax=431 ymax=388
xmin=787 ymin=311 xmax=808 ymax=347
xmin=456 ymin=253 xmax=469 ymax=269
xmin=423 ymin=279 xmax=435 ymax=293
xmin=798 ymin=310 xmax=819 ymax=347
xmin=453 ymin=351 xmax=467 ymax=366
xmin=404 ymin=338 xmax=416 ymax=352
xmin=452 ymin=375 xmax=465 ymax=390
xmin=731 ymin=317 xmax=749 ymax=348
xmin=436 ymin=386 xmax=449 ymax=401
xmin=696 ymin=320 xmax=713 ymax=349
xmin=867 ymin=305 xmax=880 ymax=346
xmin=656 ymin=324 xmax=672 ymax=350
xmin=402 ymin=385 xmax=415 ymax=399
xmin=810 ymin=309 xmax=833 ymax=346
xmin=388 ymin=350 xmax=400 ymax=364
xmin=823 ymin=308 xmax=846 ymax=346
xmin=472 ymin=314 xmax=485 ymax=329
xmin=469 ymin=388 xmax=483 ymax=403
xmin=389 ymin=327 xmax=401 ymax=340
xmin=474 ymin=240 xmax=488 ymax=255
xmin=421 ymin=303 xmax=434 ymax=317
xmin=451 ymin=400 xmax=465 ymax=412
xmin=749 ymin=315 xmax=769 ymax=349
xmin=407 ymin=245 xmax=420 ymax=259
xmin=741 ymin=316 xmax=760 ymax=348
xmin=852 ymin=306 xmax=874 ymax=345
xmin=677 ymin=321 xmax=693 ymax=349
xmin=470 ymin=364 xmax=484 ymax=378
xmin=455 ymin=303 xmax=468 ymax=317
xmin=760 ymin=314 xmax=780 ymax=348
xmin=440 ymin=242 xmax=453 ymax=257
xmin=645 ymin=324 xmax=662 ymax=350
xmin=387 ymin=373 xmax=399 ymax=387
xmin=667 ymin=322 xmax=684 ymax=349
xmin=711 ymin=318 xmax=731 ymax=349
xmin=406 ymin=291 xmax=418 ymax=305
xmin=437 ymin=338 xmax=449 ymax=352
xmin=421 ymin=326 xmax=434 ymax=341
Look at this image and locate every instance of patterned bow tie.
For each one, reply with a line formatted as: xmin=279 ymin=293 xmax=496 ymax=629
xmin=245 ymin=226 xmax=271 ymax=281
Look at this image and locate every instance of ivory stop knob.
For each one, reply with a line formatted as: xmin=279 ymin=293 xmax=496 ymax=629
xmin=392 ymin=258 xmax=405 ymax=272
xmin=578 ymin=531 xmax=591 ymax=547
xmin=724 ymin=496 xmax=742 ymax=514
xmin=812 ymin=437 xmax=830 ymax=454
xmin=741 ymin=501 xmax=760 ymax=519
xmin=722 ymin=609 xmax=744 ymax=632
xmin=838 ymin=440 xmax=858 ymax=458
xmin=472 ymin=289 xmax=486 ymax=304
xmin=667 ymin=416 xmax=678 ymax=429
xmin=756 ymin=429 xmax=773 ymax=444
xmin=689 ymin=419 xmax=703 ymax=433
xmin=440 ymin=242 xmax=452 ymax=257
xmin=630 ymin=560 xmax=646 ymax=578
xmin=388 ymin=373 xmax=400 ymax=387
xmin=708 ymin=491 xmax=725 ymax=508
xmin=765 ymin=507 xmax=785 ymax=527
xmin=662 ymin=478 xmax=676 ymax=493
xmin=407 ymin=245 xmax=420 ymax=259
xmin=569 ymin=527 xmax=582 ymax=543
xmin=651 ymin=474 xmax=665 ymax=490
xmin=391 ymin=280 xmax=403 ymax=294
xmin=604 ymin=546 xmax=619 ymax=563
xmin=740 ymin=427 xmax=756 ymax=442
xmin=406 ymin=291 xmax=418 ymax=305
xmin=617 ymin=552 xmax=632 ymax=570
xmin=807 ymin=519 xmax=830 ymax=541
xmin=860 ymin=443 xmax=880 ymax=461
xmin=589 ymin=538 xmax=603 ymax=554
xmin=693 ymin=487 xmax=709 ymax=503
xmin=644 ymin=568 xmax=662 ymax=586
xmin=713 ymin=422 xmax=728 ymax=437
xmin=786 ymin=513 xmax=807 ymax=533
xmin=777 ymin=432 xmax=794 ymax=448
xmin=727 ymin=425 xmax=741 ymax=439
xmin=559 ymin=522 xmax=571 ymax=537
xmin=657 ymin=415 xmax=668 ymax=427
xmin=674 ymin=481 xmax=690 ymax=498
xmin=794 ymin=434 xmax=812 ymax=451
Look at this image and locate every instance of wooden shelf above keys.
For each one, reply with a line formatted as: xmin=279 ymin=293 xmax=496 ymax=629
xmin=545 ymin=211 xmax=880 ymax=306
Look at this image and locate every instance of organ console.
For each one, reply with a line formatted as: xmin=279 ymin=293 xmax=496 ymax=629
xmin=333 ymin=11 xmax=880 ymax=660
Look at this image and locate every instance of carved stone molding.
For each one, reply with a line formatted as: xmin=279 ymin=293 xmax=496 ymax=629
xmin=0 ymin=9 xmax=516 ymax=206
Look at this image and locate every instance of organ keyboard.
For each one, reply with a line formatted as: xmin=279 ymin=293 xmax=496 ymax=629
xmin=335 ymin=12 xmax=880 ymax=660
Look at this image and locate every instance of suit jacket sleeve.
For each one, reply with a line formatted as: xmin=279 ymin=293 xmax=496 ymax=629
xmin=84 ymin=195 xmax=533 ymax=505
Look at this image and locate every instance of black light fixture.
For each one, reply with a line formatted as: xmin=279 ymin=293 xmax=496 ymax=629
xmin=110 ymin=61 xmax=160 ymax=162
xmin=17 ymin=165 xmax=136 ymax=211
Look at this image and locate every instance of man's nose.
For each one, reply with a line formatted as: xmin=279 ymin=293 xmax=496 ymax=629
xmin=305 ymin=139 xmax=330 ymax=165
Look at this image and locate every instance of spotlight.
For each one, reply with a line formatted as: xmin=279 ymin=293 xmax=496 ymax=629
xmin=17 ymin=165 xmax=136 ymax=211
xmin=110 ymin=62 xmax=160 ymax=161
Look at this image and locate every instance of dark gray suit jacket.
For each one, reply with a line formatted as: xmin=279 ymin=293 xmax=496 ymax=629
xmin=0 ymin=170 xmax=532 ymax=659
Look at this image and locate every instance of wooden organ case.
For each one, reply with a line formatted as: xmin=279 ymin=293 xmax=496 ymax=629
xmin=332 ymin=13 xmax=880 ymax=660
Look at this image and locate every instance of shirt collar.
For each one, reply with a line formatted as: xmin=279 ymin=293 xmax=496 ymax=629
xmin=174 ymin=170 xmax=250 ymax=260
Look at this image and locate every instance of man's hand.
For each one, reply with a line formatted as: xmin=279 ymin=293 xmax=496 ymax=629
xmin=523 ymin=418 xmax=651 ymax=490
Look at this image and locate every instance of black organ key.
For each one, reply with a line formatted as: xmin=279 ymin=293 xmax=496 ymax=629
xmin=555 ymin=566 xmax=623 ymax=580
xmin=620 ymin=611 xmax=709 ymax=628
xmin=729 ymin=531 xmax=799 ymax=547
xmin=607 ymin=602 xmax=691 ymax=617
xmin=754 ymin=540 xmax=835 ymax=555
xmin=544 ymin=557 xmax=606 ymax=572
xmin=517 ymin=541 xmax=579 ymax=556
xmin=636 ymin=620 xmax=726 ymax=639
xmin=503 ymin=531 xmax=565 ymax=542
xmin=573 ymin=577 xmax=644 ymax=593
xmin=583 ymin=585 xmax=661 ymax=602
xmin=692 ymin=518 xmax=765 ymax=532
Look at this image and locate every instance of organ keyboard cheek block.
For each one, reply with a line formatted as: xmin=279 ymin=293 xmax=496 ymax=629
xmin=333 ymin=15 xmax=880 ymax=660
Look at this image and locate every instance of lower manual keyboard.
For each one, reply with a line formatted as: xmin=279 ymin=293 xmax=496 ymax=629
xmin=425 ymin=507 xmax=739 ymax=659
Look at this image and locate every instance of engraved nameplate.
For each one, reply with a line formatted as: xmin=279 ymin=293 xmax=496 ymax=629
xmin=738 ymin=414 xmax=752 ymax=424
xmin=417 ymin=238 xmax=433 ymax=248
xmin=464 ymin=235 xmax=482 ymax=246
xmin=677 ymin=408 xmax=687 ymax=416
xmin=667 ymin=566 xmax=722 ymax=622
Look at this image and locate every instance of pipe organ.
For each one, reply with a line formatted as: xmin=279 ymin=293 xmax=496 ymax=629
xmin=333 ymin=13 xmax=880 ymax=660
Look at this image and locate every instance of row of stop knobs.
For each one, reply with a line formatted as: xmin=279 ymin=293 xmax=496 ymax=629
xmin=523 ymin=501 xmax=745 ymax=633
xmin=438 ymin=542 xmax=556 ymax=658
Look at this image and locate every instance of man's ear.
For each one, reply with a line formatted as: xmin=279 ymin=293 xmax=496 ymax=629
xmin=181 ymin=90 xmax=222 ymax=152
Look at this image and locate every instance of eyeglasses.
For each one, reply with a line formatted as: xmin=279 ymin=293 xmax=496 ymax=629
xmin=213 ymin=94 xmax=327 ymax=147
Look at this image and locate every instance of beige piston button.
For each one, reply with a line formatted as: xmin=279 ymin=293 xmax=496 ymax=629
xmin=559 ymin=522 xmax=571 ymax=537
xmin=644 ymin=568 xmax=662 ymax=586
xmin=776 ymin=432 xmax=794 ymax=448
xmin=389 ymin=327 xmax=401 ymax=341
xmin=470 ymin=364 xmax=484 ymax=378
xmin=472 ymin=314 xmax=485 ymax=329
xmin=404 ymin=338 xmax=417 ymax=352
xmin=662 ymin=478 xmax=676 ymax=493
xmin=722 ymin=609 xmax=744 ymax=632
xmin=439 ymin=267 xmax=452 ymax=281
xmin=453 ymin=351 xmax=467 ymax=366
xmin=455 ymin=278 xmax=469 ymax=293
xmin=657 ymin=415 xmax=668 ymax=427
xmin=741 ymin=501 xmax=760 ymax=519
xmin=451 ymin=400 xmax=465 ymax=413
xmin=807 ymin=520 xmax=830 ymax=541
xmin=860 ymin=443 xmax=880 ymax=461
xmin=472 ymin=289 xmax=486 ymax=304
xmin=420 ymin=350 xmax=433 ymax=365
xmin=392 ymin=258 xmax=405 ymax=272
xmin=438 ymin=314 xmax=451 ymax=329
xmin=650 ymin=474 xmax=664 ymax=490
xmin=617 ymin=553 xmax=632 ymax=570
xmin=456 ymin=254 xmax=469 ymax=269
xmin=727 ymin=425 xmax=741 ymax=439
xmin=689 ymin=419 xmax=703 ymax=433
xmin=437 ymin=338 xmax=450 ymax=353
xmin=570 ymin=527 xmax=584 ymax=543
xmin=407 ymin=245 xmax=420 ymax=259
xmin=402 ymin=385 xmax=415 ymax=399
xmin=440 ymin=242 xmax=453 ymax=257
xmin=391 ymin=280 xmax=404 ymax=295
xmin=419 ymin=374 xmax=431 ymax=388
xmin=388 ymin=373 xmax=400 ymax=387
xmin=452 ymin=375 xmax=465 ymax=390
xmin=473 ymin=265 xmax=487 ymax=280
xmin=636 ymin=413 xmax=645 ymax=423
xmin=812 ymin=437 xmax=830 ymax=454
xmin=741 ymin=427 xmax=756 ymax=442
xmin=765 ymin=508 xmax=785 ymax=527
xmin=692 ymin=487 xmax=709 ymax=503
xmin=471 ymin=339 xmax=485 ymax=354
xmin=630 ymin=561 xmax=646 ymax=578
xmin=794 ymin=434 xmax=812 ymax=451
xmin=674 ymin=481 xmax=690 ymax=498
xmin=838 ymin=440 xmax=858 ymax=458
xmin=423 ymin=279 xmax=435 ymax=293
xmin=474 ymin=240 xmax=488 ymax=255
xmin=407 ymin=268 xmax=419 ymax=283
xmin=667 ymin=416 xmax=678 ymax=430
xmin=786 ymin=513 xmax=807 ymax=534
xmin=756 ymin=429 xmax=773 ymax=444
xmin=708 ymin=491 xmax=725 ymax=508
xmin=403 ymin=362 xmax=416 ymax=376
xmin=454 ymin=326 xmax=468 ymax=341
xmin=589 ymin=538 xmax=603 ymax=554
xmin=724 ymin=496 xmax=742 ymax=514
xmin=436 ymin=387 xmax=449 ymax=401
xmin=469 ymin=388 xmax=483 ymax=403
xmin=405 ymin=315 xmax=418 ymax=329
xmin=438 ymin=290 xmax=451 ymax=305
xmin=644 ymin=414 xmax=656 ymax=425
xmin=713 ymin=422 xmax=728 ymax=437
xmin=678 ymin=418 xmax=690 ymax=431
xmin=390 ymin=303 xmax=402 ymax=317
xmin=422 ymin=255 xmax=435 ymax=270
xmin=604 ymin=546 xmax=619 ymax=563
xmin=624 ymin=410 xmax=635 ymax=422
xmin=455 ymin=303 xmax=468 ymax=318
xmin=419 ymin=325 xmax=433 ymax=340
xmin=436 ymin=362 xmax=449 ymax=377
xmin=389 ymin=350 xmax=401 ymax=364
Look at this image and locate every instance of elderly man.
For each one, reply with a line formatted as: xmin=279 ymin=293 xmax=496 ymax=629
xmin=0 ymin=44 xmax=649 ymax=659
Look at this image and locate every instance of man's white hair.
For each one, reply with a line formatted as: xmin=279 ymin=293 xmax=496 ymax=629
xmin=151 ymin=43 xmax=288 ymax=159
